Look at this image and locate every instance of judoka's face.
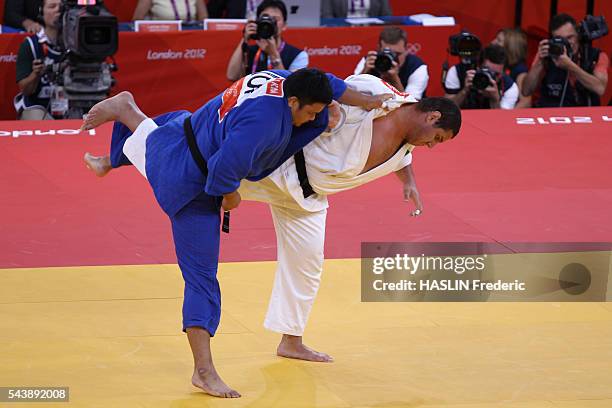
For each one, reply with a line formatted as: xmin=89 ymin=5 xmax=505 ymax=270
xmin=410 ymin=111 xmax=454 ymax=148
xmin=288 ymin=97 xmax=326 ymax=126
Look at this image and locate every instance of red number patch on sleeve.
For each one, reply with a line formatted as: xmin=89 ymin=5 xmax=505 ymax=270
xmin=265 ymin=78 xmax=284 ymax=97
xmin=218 ymin=77 xmax=245 ymax=122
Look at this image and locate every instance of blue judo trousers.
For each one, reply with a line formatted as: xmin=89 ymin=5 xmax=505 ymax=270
xmin=108 ymin=70 xmax=347 ymax=336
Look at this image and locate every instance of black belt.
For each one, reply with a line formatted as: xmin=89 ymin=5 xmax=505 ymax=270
xmin=294 ymin=150 xmax=315 ymax=198
xmin=183 ymin=116 xmax=230 ymax=233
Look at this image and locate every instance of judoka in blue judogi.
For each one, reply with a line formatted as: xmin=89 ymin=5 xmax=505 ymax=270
xmin=104 ymin=69 xmax=346 ymax=336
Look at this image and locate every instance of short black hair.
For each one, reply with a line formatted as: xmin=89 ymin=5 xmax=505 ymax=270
xmin=415 ymin=97 xmax=462 ymax=137
xmin=283 ymin=68 xmax=333 ymax=107
xmin=482 ymin=44 xmax=506 ymax=65
xmin=550 ymin=13 xmax=577 ymax=33
xmin=257 ymin=0 xmax=288 ymax=22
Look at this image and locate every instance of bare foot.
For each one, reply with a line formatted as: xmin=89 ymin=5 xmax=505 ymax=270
xmin=191 ymin=367 xmax=241 ymax=398
xmin=276 ymin=335 xmax=333 ymax=362
xmin=81 ymin=91 xmax=135 ymax=131
xmin=83 ymin=153 xmax=112 ymax=177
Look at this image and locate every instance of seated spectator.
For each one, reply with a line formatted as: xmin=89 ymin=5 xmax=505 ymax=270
xmin=226 ymin=0 xmax=308 ymax=81
xmin=207 ymin=0 xmax=263 ymax=19
xmin=14 ymin=0 xmax=62 ymax=120
xmin=522 ymin=13 xmax=609 ymax=107
xmin=444 ymin=44 xmax=519 ymax=110
xmin=3 ymin=0 xmax=43 ymax=33
xmin=353 ymin=26 xmax=428 ymax=99
xmin=132 ymin=0 xmax=208 ymax=21
xmin=321 ymin=0 xmax=392 ymax=19
xmin=493 ymin=28 xmax=531 ymax=108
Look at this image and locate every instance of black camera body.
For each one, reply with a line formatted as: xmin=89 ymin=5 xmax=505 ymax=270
xmin=374 ymin=47 xmax=398 ymax=73
xmin=579 ymin=15 xmax=609 ymax=41
xmin=548 ymin=36 xmax=572 ymax=58
xmin=250 ymin=14 xmax=278 ymax=40
xmin=448 ymin=31 xmax=482 ymax=62
xmin=44 ymin=0 xmax=118 ymax=119
xmin=472 ymin=67 xmax=497 ymax=91
xmin=60 ymin=0 xmax=118 ymax=62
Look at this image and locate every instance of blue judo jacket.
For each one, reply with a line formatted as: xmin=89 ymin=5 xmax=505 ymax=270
xmin=143 ymin=70 xmax=347 ymax=217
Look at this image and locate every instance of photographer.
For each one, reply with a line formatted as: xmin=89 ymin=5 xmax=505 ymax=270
xmin=522 ymin=13 xmax=609 ymax=107
xmin=3 ymin=0 xmax=43 ymax=33
xmin=14 ymin=0 xmax=63 ymax=120
xmin=444 ymin=44 xmax=519 ymax=110
xmin=226 ymin=0 xmax=308 ymax=81
xmin=493 ymin=28 xmax=532 ymax=108
xmin=353 ymin=27 xmax=428 ymax=99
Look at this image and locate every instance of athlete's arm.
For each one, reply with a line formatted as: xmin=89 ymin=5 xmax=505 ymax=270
xmin=323 ymin=72 xmax=392 ymax=111
xmin=338 ymin=87 xmax=392 ymax=110
xmin=395 ymin=163 xmax=423 ymax=216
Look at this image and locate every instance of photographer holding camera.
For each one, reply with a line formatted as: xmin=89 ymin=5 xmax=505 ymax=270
xmin=226 ymin=0 xmax=308 ymax=81
xmin=14 ymin=0 xmax=63 ymax=120
xmin=353 ymin=27 xmax=429 ymax=99
xmin=444 ymin=43 xmax=519 ymax=110
xmin=522 ymin=14 xmax=609 ymax=107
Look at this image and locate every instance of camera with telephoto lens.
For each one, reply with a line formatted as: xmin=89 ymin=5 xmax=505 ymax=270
xmin=579 ymin=15 xmax=609 ymax=41
xmin=374 ymin=47 xmax=398 ymax=73
xmin=448 ymin=31 xmax=482 ymax=61
xmin=43 ymin=0 xmax=118 ymax=119
xmin=472 ymin=67 xmax=497 ymax=91
xmin=250 ymin=14 xmax=278 ymax=40
xmin=548 ymin=36 xmax=572 ymax=58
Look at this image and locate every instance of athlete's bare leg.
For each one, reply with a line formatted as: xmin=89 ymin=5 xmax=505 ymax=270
xmin=187 ymin=327 xmax=241 ymax=398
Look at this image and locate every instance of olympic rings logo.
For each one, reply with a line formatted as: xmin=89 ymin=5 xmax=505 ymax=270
xmin=406 ymin=42 xmax=422 ymax=55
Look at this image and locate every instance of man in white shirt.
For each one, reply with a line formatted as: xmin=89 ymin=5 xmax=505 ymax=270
xmin=353 ymin=27 xmax=429 ymax=99
xmin=444 ymin=44 xmax=519 ymax=110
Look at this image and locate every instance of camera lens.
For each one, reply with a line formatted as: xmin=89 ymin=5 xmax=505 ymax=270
xmin=85 ymin=26 xmax=111 ymax=45
xmin=374 ymin=48 xmax=397 ymax=73
xmin=255 ymin=15 xmax=277 ymax=40
xmin=374 ymin=55 xmax=393 ymax=72
xmin=472 ymin=71 xmax=491 ymax=90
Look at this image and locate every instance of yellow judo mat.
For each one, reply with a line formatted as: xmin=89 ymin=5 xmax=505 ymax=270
xmin=2 ymin=259 xmax=612 ymax=408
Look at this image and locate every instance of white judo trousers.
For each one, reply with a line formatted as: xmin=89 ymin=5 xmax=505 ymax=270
xmin=122 ymin=74 xmax=417 ymax=337
xmin=239 ymin=74 xmax=417 ymax=336
xmin=266 ymin=203 xmax=327 ymax=336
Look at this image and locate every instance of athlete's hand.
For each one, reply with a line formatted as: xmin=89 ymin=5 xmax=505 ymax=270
xmin=222 ymin=191 xmax=241 ymax=211
xmin=326 ymin=101 xmax=341 ymax=131
xmin=363 ymin=94 xmax=393 ymax=110
xmin=403 ymin=183 xmax=423 ymax=216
